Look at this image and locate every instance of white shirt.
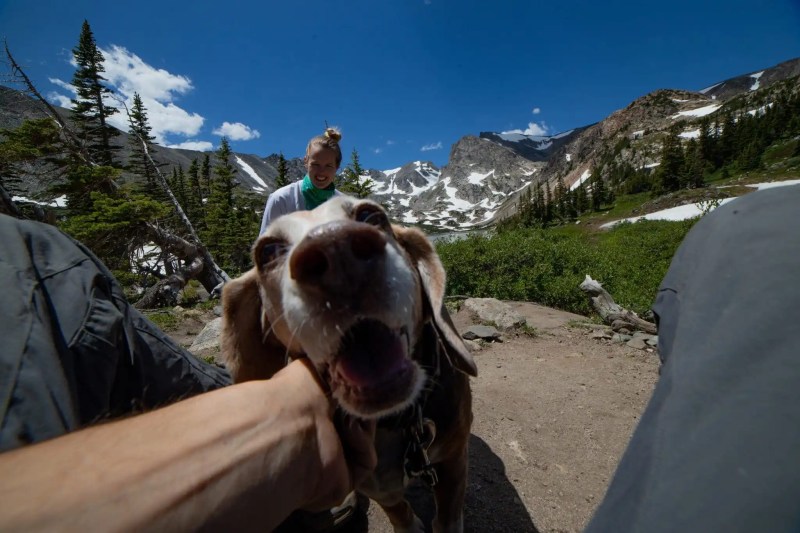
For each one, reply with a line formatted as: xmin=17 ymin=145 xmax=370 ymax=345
xmin=259 ymin=181 xmax=342 ymax=235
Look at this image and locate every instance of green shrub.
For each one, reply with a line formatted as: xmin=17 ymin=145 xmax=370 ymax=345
xmin=436 ymin=218 xmax=697 ymax=316
xmin=144 ymin=310 xmax=180 ymax=331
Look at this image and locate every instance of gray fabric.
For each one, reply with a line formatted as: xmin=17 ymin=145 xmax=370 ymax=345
xmin=585 ymin=184 xmax=800 ymax=532
xmin=0 ymin=214 xmax=231 ymax=452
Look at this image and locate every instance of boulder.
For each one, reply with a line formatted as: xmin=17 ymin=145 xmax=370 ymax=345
xmin=463 ymin=298 xmax=526 ymax=330
xmin=190 ymin=317 xmax=223 ymax=359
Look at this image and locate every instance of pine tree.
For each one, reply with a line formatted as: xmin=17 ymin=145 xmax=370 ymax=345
xmin=127 ymin=92 xmax=157 ymax=187
xmin=338 ymin=148 xmax=374 ymax=198
xmin=533 ymin=181 xmax=545 ymax=223
xmin=186 ymin=158 xmax=204 ymax=223
xmin=202 ymin=138 xmax=254 ymax=273
xmin=275 ymin=151 xmax=290 ymax=188
xmin=71 ymin=20 xmax=119 ymax=167
xmin=575 ymin=180 xmax=589 ymax=215
xmin=0 ymin=118 xmax=67 ymax=195
xmin=174 ymin=165 xmax=188 ymax=210
xmin=683 ymin=139 xmax=706 ymax=188
xmin=543 ymin=182 xmax=553 ymax=224
xmin=591 ymin=173 xmax=607 ymax=212
xmin=554 ymin=176 xmax=567 ymax=220
xmin=200 ymin=153 xmax=212 ymax=200
xmin=654 ymin=127 xmax=684 ymax=193
xmin=698 ymin=117 xmax=717 ymax=172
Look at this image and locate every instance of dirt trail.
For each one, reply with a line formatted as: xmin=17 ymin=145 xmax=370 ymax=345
xmin=171 ymin=303 xmax=660 ymax=532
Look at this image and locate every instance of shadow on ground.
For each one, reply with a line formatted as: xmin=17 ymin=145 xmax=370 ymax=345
xmin=331 ymin=433 xmax=539 ymax=532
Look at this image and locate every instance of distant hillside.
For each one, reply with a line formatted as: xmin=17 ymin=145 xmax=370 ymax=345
xmin=2 ymin=56 xmax=799 ymax=230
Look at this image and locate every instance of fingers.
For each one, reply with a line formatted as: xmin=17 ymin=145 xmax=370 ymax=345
xmin=339 ymin=416 xmax=377 ymax=487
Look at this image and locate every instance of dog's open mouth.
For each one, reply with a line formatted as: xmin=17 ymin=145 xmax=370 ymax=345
xmin=330 ymin=319 xmax=418 ymax=416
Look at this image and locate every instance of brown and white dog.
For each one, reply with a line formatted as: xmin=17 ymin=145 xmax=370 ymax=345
xmin=221 ymin=196 xmax=476 ymax=532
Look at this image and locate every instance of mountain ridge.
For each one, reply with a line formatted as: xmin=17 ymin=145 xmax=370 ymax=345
xmin=3 ymin=56 xmax=799 ymax=230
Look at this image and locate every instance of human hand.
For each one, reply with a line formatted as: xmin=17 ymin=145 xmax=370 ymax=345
xmin=274 ymin=359 xmax=377 ymax=512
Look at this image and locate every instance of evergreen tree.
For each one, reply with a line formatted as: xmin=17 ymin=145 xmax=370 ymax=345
xmin=683 ymin=139 xmax=706 ymax=189
xmin=532 ymin=181 xmax=544 ymax=224
xmin=200 ymin=153 xmax=212 ymax=200
xmin=174 ymin=165 xmax=188 ymax=210
xmin=591 ymin=172 xmax=607 ymax=212
xmin=127 ymin=92 xmax=157 ymax=187
xmin=575 ymin=180 xmax=589 ymax=215
xmin=70 ymin=20 xmax=119 ymax=167
xmin=186 ymin=158 xmax=204 ymax=223
xmin=338 ymin=148 xmax=374 ymax=198
xmin=543 ymin=182 xmax=553 ymax=224
xmin=0 ymin=118 xmax=67 ymax=195
xmin=718 ymin=111 xmax=736 ymax=165
xmin=202 ymin=138 xmax=254 ymax=273
xmin=554 ymin=176 xmax=567 ymax=220
xmin=275 ymin=151 xmax=290 ymax=188
xmin=654 ymin=127 xmax=684 ymax=193
xmin=698 ymin=117 xmax=717 ymax=171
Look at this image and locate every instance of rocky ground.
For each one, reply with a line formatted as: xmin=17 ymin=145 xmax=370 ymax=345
xmin=168 ymin=300 xmax=660 ymax=533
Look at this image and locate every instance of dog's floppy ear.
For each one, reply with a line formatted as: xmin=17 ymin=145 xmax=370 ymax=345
xmin=221 ymin=268 xmax=287 ymax=382
xmin=393 ymin=225 xmax=477 ymax=377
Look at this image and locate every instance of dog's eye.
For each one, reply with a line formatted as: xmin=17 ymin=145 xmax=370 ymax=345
xmin=354 ymin=205 xmax=388 ymax=227
xmin=258 ymin=239 xmax=289 ymax=268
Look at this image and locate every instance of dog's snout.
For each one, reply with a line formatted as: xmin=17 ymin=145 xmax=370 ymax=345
xmin=290 ymin=221 xmax=387 ymax=287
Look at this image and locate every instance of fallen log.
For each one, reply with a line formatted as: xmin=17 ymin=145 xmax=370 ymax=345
xmin=134 ymin=274 xmax=184 ymax=310
xmin=579 ymin=275 xmax=657 ymax=335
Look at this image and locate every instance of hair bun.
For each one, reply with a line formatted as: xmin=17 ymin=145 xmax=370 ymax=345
xmin=324 ymin=127 xmax=342 ymax=143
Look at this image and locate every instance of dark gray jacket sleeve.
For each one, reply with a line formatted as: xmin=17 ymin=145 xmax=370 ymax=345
xmin=0 ymin=215 xmax=231 ymax=452
xmin=585 ymin=185 xmax=800 ymax=533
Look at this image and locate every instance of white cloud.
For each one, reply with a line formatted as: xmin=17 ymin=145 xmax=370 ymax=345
xmin=212 ymin=121 xmax=261 ymax=141
xmin=532 ymin=107 xmax=541 ymax=115
xmin=421 ymin=141 xmax=443 ymax=151
xmin=47 ymin=91 xmax=72 ymax=108
xmin=502 ymin=121 xmax=550 ymax=136
xmin=101 ymin=45 xmax=192 ymax=102
xmin=373 ymin=147 xmax=383 ymax=154
xmin=386 ymin=140 xmax=396 ymax=145
xmin=167 ymin=141 xmax=214 ymax=152
xmin=47 ymin=45 xmax=205 ymax=145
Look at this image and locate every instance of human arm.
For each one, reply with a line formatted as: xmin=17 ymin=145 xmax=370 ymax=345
xmin=0 ymin=359 xmax=376 ymax=532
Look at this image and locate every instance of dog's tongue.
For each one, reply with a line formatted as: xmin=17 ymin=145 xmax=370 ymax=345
xmin=337 ymin=321 xmax=409 ymax=387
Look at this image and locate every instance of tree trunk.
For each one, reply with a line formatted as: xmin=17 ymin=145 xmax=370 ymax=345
xmin=133 ymin=274 xmax=184 ymax=310
xmin=579 ymin=275 xmax=657 ymax=334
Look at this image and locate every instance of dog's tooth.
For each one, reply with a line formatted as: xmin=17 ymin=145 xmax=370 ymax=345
xmin=326 ymin=301 xmax=332 ymax=310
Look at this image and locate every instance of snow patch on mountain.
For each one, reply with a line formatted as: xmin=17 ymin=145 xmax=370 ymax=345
xmin=236 ymin=156 xmax=269 ymax=189
xmin=749 ymin=71 xmax=764 ymax=91
xmin=673 ymin=103 xmax=721 ymax=118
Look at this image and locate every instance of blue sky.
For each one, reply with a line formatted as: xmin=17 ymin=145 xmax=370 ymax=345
xmin=2 ymin=0 xmax=799 ymax=172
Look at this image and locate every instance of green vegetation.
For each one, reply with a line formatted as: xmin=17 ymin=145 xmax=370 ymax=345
xmin=143 ymin=310 xmax=180 ymax=331
xmin=437 ymin=218 xmax=697 ymax=316
xmin=337 ymin=148 xmax=374 ymax=198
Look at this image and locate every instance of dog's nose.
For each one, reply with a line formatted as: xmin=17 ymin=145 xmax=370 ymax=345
xmin=290 ymin=220 xmax=387 ymax=288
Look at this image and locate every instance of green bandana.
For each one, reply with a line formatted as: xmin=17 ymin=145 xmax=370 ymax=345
xmin=301 ymin=174 xmax=336 ymax=210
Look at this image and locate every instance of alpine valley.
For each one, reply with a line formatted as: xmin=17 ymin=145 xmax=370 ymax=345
xmin=2 ymin=56 xmax=799 ymax=231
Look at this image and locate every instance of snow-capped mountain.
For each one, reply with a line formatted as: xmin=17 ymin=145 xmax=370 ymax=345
xmin=479 ymin=127 xmax=588 ymax=162
xmin=4 ymin=56 xmax=799 ymax=231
